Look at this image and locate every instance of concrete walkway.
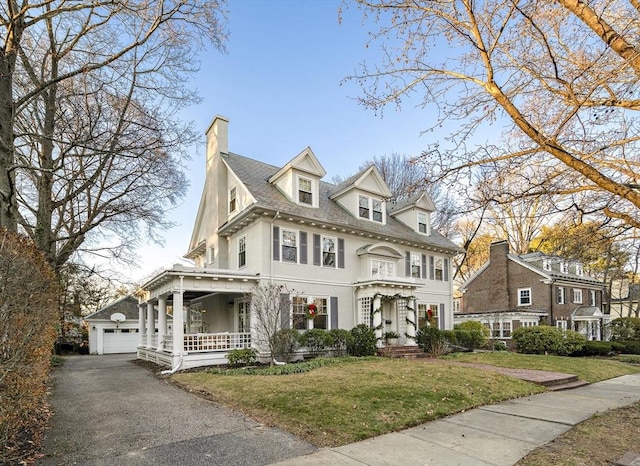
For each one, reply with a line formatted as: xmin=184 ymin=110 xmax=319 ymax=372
xmin=39 ymin=355 xmax=314 ymax=466
xmin=271 ymin=374 xmax=640 ymax=466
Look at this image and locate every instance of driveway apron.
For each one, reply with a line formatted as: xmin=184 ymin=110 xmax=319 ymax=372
xmin=39 ymin=355 xmax=315 ymax=466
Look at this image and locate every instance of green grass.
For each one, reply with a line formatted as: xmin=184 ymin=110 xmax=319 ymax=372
xmin=174 ymin=358 xmax=544 ymax=447
xmin=445 ymin=351 xmax=640 ymax=383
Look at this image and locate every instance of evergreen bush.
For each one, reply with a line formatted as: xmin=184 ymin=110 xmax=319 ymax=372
xmin=348 ymin=324 xmax=377 ymax=357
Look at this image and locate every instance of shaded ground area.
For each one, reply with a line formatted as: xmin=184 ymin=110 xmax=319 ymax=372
xmin=38 ymin=355 xmax=314 ymax=466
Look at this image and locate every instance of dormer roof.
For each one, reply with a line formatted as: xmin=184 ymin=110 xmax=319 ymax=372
xmin=389 ymin=192 xmax=436 ymax=215
xmin=268 ymin=147 xmax=326 ymax=184
xmin=329 ymin=165 xmax=392 ymax=200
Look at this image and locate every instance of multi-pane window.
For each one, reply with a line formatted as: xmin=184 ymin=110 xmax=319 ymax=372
xmin=237 ymin=301 xmax=250 ymax=333
xmin=572 ymin=289 xmax=583 ymax=304
xmin=556 ymin=320 xmax=568 ymax=331
xmin=417 ymin=304 xmax=428 ymax=329
xmin=429 ymin=304 xmax=439 ymax=329
xmin=417 ymin=212 xmax=428 ymax=234
xmin=502 ymin=321 xmax=512 ymax=338
xmin=292 ymin=296 xmax=307 ymax=330
xmin=238 ymin=236 xmax=246 ymax=268
xmin=292 ymin=296 xmax=328 ymax=330
xmin=207 ymin=246 xmax=215 ymax=266
xmin=322 ymin=237 xmax=336 ymax=267
xmin=372 ymin=199 xmax=383 ymax=222
xmin=556 ymin=286 xmax=566 ymax=304
xmin=491 ymin=321 xmax=512 ymax=338
xmin=411 ymin=253 xmax=421 ymax=278
xmin=575 ymin=264 xmax=584 ymax=276
xmin=229 ymin=187 xmax=237 ymax=213
xmin=434 ymin=257 xmax=444 ymax=280
xmin=358 ymin=195 xmax=370 ymax=219
xmin=561 ymin=261 xmax=569 ymax=273
xmin=521 ymin=321 xmax=538 ymax=328
xmin=589 ymin=290 xmax=597 ymax=306
xmin=543 ymin=259 xmax=552 ymax=271
xmin=298 ymin=177 xmax=313 ymax=205
xmin=358 ymin=195 xmax=384 ymax=223
xmin=518 ymin=288 xmax=532 ymax=306
xmin=372 ymin=260 xmax=394 ymax=277
xmin=281 ymin=229 xmax=298 ymax=263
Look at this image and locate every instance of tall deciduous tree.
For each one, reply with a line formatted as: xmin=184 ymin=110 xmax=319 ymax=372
xmin=347 ymin=0 xmax=640 ymax=228
xmin=0 ymin=1 xmax=227 ymax=270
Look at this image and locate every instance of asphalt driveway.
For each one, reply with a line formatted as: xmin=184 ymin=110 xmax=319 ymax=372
xmin=38 ymin=355 xmax=314 ymax=466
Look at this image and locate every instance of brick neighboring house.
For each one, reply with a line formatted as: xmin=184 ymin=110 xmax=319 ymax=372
xmin=457 ymin=241 xmax=609 ymax=341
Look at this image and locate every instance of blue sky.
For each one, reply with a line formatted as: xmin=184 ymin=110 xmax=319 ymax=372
xmin=128 ymin=0 xmax=446 ymax=283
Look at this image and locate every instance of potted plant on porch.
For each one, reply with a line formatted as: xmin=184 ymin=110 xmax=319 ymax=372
xmin=384 ymin=331 xmax=400 ymax=346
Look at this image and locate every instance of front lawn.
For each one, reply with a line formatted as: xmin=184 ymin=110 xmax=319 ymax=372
xmin=173 ymin=357 xmax=544 ymax=447
xmin=445 ymin=351 xmax=640 ymax=383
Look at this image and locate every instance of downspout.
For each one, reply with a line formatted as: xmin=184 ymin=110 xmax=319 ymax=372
xmin=270 ymin=211 xmax=280 ymax=284
xmin=161 ymin=275 xmax=185 ymax=375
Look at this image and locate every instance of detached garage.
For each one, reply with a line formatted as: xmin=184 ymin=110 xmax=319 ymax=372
xmin=86 ymin=296 xmax=140 ymax=354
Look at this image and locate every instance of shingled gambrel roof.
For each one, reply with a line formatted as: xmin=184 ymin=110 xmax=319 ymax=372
xmin=85 ymin=295 xmax=139 ymax=321
xmin=220 ymin=152 xmax=463 ymax=253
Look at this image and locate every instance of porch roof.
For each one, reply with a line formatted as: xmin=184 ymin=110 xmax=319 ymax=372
xmin=571 ymin=306 xmax=604 ymax=319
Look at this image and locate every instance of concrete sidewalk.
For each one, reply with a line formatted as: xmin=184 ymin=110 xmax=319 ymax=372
xmin=271 ymin=374 xmax=640 ymax=466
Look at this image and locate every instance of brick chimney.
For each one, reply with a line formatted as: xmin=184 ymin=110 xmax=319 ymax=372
xmin=489 ymin=241 xmax=510 ymax=310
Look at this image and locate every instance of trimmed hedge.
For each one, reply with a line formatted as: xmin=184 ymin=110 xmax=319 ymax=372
xmin=512 ymin=326 xmax=585 ymax=355
xmin=348 ymin=324 xmax=377 ymax=357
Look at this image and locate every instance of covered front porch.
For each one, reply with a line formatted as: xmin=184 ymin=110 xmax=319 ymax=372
xmin=137 ymin=265 xmax=261 ymax=370
xmin=569 ymin=306 xmax=611 ymax=341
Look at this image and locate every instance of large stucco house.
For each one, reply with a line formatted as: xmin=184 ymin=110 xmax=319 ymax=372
xmin=457 ymin=241 xmax=609 ymax=341
xmin=137 ymin=115 xmax=462 ymax=370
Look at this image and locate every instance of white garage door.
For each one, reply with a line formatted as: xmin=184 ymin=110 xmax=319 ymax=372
xmin=103 ymin=329 xmax=139 ymax=354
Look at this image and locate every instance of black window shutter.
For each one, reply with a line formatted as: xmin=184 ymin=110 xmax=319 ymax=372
xmin=429 ymin=256 xmax=435 ymax=280
xmin=300 ymin=232 xmax=308 ymax=264
xmin=273 ymin=226 xmax=280 ymax=261
xmin=405 ymin=251 xmax=410 ymax=276
xmin=421 ymin=254 xmax=427 ymax=279
xmin=330 ymin=296 xmax=338 ymax=329
xmin=280 ymin=294 xmax=290 ymax=329
xmin=444 ymin=258 xmax=449 ymax=281
xmin=313 ymin=234 xmax=321 ymax=266
xmin=338 ymin=238 xmax=345 ymax=269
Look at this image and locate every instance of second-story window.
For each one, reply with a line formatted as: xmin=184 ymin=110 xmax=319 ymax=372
xmin=322 ymin=237 xmax=336 ymax=267
xmin=418 ymin=212 xmax=428 ymax=234
xmin=238 ymin=236 xmax=246 ymax=268
xmin=411 ymin=253 xmax=421 ymax=278
xmin=434 ymin=257 xmax=444 ymax=280
xmin=229 ymin=187 xmax=237 ymax=213
xmin=518 ymin=288 xmax=532 ymax=306
xmin=298 ymin=177 xmax=313 ymax=205
xmin=589 ymin=290 xmax=597 ymax=306
xmin=572 ymin=289 xmax=583 ymax=304
xmin=372 ymin=260 xmax=394 ymax=277
xmin=557 ymin=286 xmax=566 ymax=304
xmin=282 ymin=229 xmax=298 ymax=263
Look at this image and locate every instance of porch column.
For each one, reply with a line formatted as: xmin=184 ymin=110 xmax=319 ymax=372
xmin=138 ymin=304 xmax=146 ymax=347
xmin=157 ymin=298 xmax=166 ymax=350
xmin=595 ymin=319 xmax=601 ymax=341
xmin=186 ymin=307 xmax=192 ymax=334
xmin=173 ymin=283 xmax=184 ymax=355
xmin=146 ymin=302 xmax=155 ymax=348
xmin=406 ymin=298 xmax=417 ymax=345
xmin=373 ymin=295 xmax=383 ymax=347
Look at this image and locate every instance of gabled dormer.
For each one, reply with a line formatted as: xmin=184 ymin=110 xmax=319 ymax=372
xmin=388 ymin=192 xmax=436 ymax=235
xmin=330 ymin=166 xmax=392 ymax=224
xmin=268 ymin=147 xmax=326 ymax=208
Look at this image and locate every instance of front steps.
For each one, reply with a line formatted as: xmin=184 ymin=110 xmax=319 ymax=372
xmin=377 ymin=345 xmax=427 ymax=359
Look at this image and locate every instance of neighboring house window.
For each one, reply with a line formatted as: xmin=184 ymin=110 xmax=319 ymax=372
xmin=543 ymin=259 xmax=552 ymax=271
xmin=556 ymin=320 xmax=568 ymax=331
xmin=518 ymin=288 xmax=532 ymax=306
xmin=238 ymin=236 xmax=246 ymax=268
xmin=521 ymin=321 xmax=538 ymax=328
xmin=298 ymin=177 xmax=313 ymax=205
xmin=358 ymin=194 xmax=384 ymax=223
xmin=322 ymin=236 xmax=336 ymax=267
xmin=572 ymin=289 xmax=583 ymax=304
xmin=503 ymin=321 xmax=512 ymax=338
xmin=372 ymin=259 xmax=394 ymax=278
xmin=589 ymin=290 xmax=596 ymax=306
xmin=281 ymin=229 xmax=298 ymax=263
xmin=411 ymin=253 xmax=421 ymax=278
xmin=575 ymin=264 xmax=584 ymax=276
xmin=229 ymin=187 xmax=237 ymax=213
xmin=490 ymin=321 xmax=512 ymax=338
xmin=207 ymin=246 xmax=215 ymax=266
xmin=556 ymin=286 xmax=566 ymax=304
xmin=417 ymin=211 xmax=428 ymax=234
xmin=561 ymin=261 xmax=569 ymax=273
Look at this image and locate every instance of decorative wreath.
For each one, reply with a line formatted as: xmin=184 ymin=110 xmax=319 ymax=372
xmin=305 ymin=303 xmax=317 ymax=319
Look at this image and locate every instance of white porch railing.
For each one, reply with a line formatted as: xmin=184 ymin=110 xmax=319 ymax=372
xmin=162 ymin=335 xmax=173 ymax=352
xmin=149 ymin=335 xmax=158 ymax=347
xmin=184 ymin=333 xmax=251 ymax=353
